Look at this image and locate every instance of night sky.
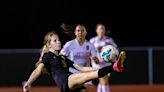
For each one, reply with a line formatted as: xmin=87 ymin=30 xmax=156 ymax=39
xmin=0 ymin=0 xmax=163 ymax=48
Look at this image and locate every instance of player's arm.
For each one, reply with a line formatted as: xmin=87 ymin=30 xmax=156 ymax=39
xmin=90 ymin=43 xmax=100 ymax=64
xmin=59 ymin=41 xmax=71 ymax=56
xmin=23 ymin=63 xmax=44 ymax=92
xmin=90 ymin=56 xmax=100 ymax=64
xmin=73 ymin=64 xmax=99 ymax=72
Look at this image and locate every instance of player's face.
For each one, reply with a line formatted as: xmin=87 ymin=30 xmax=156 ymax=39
xmin=96 ymin=25 xmax=106 ymax=37
xmin=75 ymin=26 xmax=86 ymax=39
xmin=49 ymin=35 xmax=61 ymax=51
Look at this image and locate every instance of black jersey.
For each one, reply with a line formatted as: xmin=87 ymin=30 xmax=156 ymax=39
xmin=41 ymin=51 xmax=75 ymax=91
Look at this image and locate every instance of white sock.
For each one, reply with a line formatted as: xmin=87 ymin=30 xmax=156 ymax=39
xmin=102 ymin=85 xmax=110 ymax=92
xmin=97 ymin=84 xmax=102 ymax=92
xmin=106 ymin=85 xmax=110 ymax=92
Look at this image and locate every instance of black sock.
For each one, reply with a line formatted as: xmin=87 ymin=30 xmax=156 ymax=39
xmin=98 ymin=65 xmax=114 ymax=78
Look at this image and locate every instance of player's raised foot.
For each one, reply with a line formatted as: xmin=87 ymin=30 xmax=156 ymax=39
xmin=113 ymin=51 xmax=126 ymax=72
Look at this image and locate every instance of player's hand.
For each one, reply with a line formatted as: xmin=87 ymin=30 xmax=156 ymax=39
xmin=23 ymin=82 xmax=31 ymax=92
xmin=90 ymin=56 xmax=100 ymax=64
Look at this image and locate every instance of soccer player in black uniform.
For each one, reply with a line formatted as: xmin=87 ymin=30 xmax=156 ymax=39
xmin=23 ymin=31 xmax=126 ymax=92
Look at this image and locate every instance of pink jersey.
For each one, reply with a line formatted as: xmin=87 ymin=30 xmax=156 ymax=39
xmin=60 ymin=39 xmax=97 ymax=73
xmin=90 ymin=36 xmax=117 ymax=68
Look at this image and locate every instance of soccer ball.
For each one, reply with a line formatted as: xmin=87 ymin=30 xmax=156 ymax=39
xmin=100 ymin=45 xmax=119 ymax=63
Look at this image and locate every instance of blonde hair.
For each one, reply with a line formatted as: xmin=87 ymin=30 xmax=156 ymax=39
xmin=42 ymin=31 xmax=58 ymax=53
xmin=35 ymin=31 xmax=58 ymax=73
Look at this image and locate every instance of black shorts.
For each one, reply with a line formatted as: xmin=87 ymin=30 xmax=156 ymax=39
xmin=61 ymin=74 xmax=86 ymax=92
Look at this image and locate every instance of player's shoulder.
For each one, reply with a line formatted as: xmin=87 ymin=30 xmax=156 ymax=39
xmin=104 ymin=36 xmax=110 ymax=39
xmin=89 ymin=36 xmax=97 ymax=43
xmin=42 ymin=52 xmax=56 ymax=62
xmin=104 ymin=36 xmax=113 ymax=39
xmin=43 ymin=52 xmax=55 ymax=58
xmin=90 ymin=36 xmax=97 ymax=40
xmin=63 ymin=39 xmax=75 ymax=47
xmin=65 ymin=39 xmax=75 ymax=44
xmin=86 ymin=40 xmax=95 ymax=47
xmin=104 ymin=36 xmax=114 ymax=41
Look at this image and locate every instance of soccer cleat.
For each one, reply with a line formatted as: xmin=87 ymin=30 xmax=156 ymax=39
xmin=113 ymin=51 xmax=126 ymax=72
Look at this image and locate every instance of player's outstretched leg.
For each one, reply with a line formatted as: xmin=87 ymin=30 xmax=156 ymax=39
xmin=68 ymin=51 xmax=126 ymax=90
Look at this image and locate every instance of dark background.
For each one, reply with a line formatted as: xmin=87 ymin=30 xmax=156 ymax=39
xmin=0 ymin=1 xmax=164 ymax=87
xmin=0 ymin=0 xmax=163 ymax=49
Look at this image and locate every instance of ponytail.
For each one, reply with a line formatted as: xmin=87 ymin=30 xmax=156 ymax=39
xmin=35 ymin=45 xmax=49 ymax=74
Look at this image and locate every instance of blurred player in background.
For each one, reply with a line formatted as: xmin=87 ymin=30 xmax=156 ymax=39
xmin=60 ymin=24 xmax=100 ymax=91
xmin=90 ymin=23 xmax=118 ymax=92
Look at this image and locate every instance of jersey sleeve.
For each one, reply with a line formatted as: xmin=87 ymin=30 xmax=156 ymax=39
xmin=60 ymin=41 xmax=71 ymax=56
xmin=90 ymin=43 xmax=98 ymax=57
xmin=106 ymin=38 xmax=118 ymax=48
xmin=89 ymin=37 xmax=95 ymax=44
xmin=42 ymin=52 xmax=54 ymax=64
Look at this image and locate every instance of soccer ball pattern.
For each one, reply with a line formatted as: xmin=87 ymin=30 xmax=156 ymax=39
xmin=100 ymin=45 xmax=118 ymax=63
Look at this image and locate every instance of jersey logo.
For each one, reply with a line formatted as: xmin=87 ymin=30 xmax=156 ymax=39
xmin=86 ymin=45 xmax=89 ymax=50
